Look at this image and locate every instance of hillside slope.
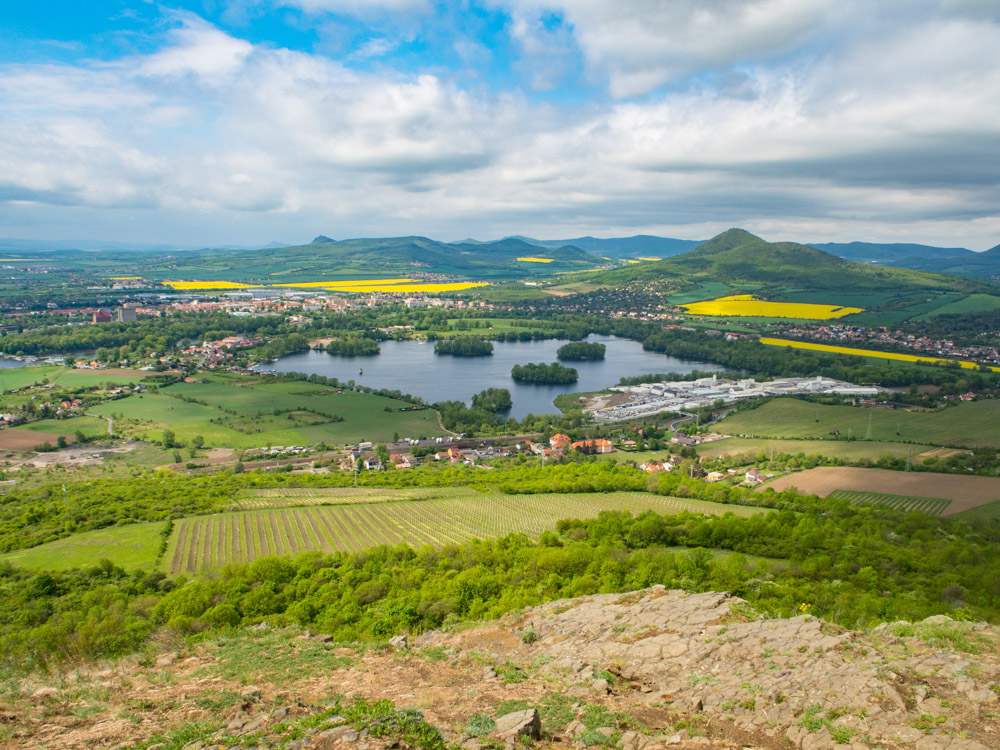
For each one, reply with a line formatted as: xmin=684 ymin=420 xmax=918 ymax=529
xmin=141 ymin=236 xmax=602 ymax=282
xmin=589 ymin=228 xmax=988 ymax=293
xmin=10 ymin=587 xmax=997 ymax=749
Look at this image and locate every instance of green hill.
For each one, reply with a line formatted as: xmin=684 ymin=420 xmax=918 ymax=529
xmin=588 ymin=228 xmax=988 ymax=295
xmin=142 ymin=236 xmax=601 ymax=283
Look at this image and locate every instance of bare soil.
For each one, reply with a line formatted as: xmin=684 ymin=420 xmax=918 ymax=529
xmin=0 ymin=429 xmax=74 ymax=450
xmin=761 ymin=466 xmax=1000 ymax=514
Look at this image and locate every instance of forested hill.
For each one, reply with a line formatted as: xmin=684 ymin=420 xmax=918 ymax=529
xmin=139 ymin=236 xmax=601 ymax=282
xmin=585 ymin=228 xmax=991 ymax=293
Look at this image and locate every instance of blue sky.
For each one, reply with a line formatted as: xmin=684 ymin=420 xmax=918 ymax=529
xmin=1 ymin=1 xmax=999 ymax=249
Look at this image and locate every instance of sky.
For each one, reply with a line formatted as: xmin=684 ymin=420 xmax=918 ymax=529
xmin=1 ymin=0 xmax=999 ymax=250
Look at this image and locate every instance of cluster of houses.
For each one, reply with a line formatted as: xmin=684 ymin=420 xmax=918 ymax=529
xmin=178 ymin=335 xmax=262 ymax=367
xmin=780 ymin=323 xmax=1000 ymax=368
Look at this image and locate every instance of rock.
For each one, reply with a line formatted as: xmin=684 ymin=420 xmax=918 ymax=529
xmin=966 ymin=688 xmax=997 ymax=703
xmin=31 ymin=687 xmax=59 ymax=699
xmin=921 ymin=615 xmax=953 ymax=625
xmin=619 ymin=730 xmax=652 ymax=750
xmin=896 ymin=726 xmax=923 ymax=742
xmin=687 ymin=696 xmax=703 ymax=712
xmin=567 ymin=686 xmax=590 ymax=698
xmin=483 ymin=667 xmax=497 ymax=681
xmin=495 ymin=709 xmax=541 ymax=740
xmin=242 ymin=688 xmax=262 ymax=701
xmin=591 ymin=678 xmax=610 ymax=694
xmin=388 ymin=635 xmax=408 ymax=650
xmin=461 ymin=740 xmax=482 ymax=750
xmin=564 ymin=720 xmax=586 ymax=737
xmin=595 ymin=727 xmax=615 ymax=737
xmin=155 ymin=653 xmax=177 ymax=667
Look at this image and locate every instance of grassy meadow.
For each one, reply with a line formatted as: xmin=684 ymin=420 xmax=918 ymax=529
xmin=0 ymin=521 xmax=163 ymax=571
xmin=85 ymin=375 xmax=446 ymax=448
xmin=714 ymin=397 xmax=1000 ymax=449
xmin=694 ymin=437 xmax=935 ymax=462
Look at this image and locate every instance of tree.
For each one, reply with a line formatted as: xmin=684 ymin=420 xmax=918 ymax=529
xmin=162 ymin=430 xmax=175 ymax=449
xmin=190 ymin=435 xmax=204 ymax=450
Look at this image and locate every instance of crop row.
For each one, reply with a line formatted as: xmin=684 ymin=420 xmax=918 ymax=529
xmin=830 ymin=490 xmax=951 ymax=516
xmin=232 ymin=486 xmax=472 ymax=509
xmin=166 ymin=492 xmax=767 ymax=573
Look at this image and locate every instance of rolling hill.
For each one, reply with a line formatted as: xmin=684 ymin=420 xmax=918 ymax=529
xmin=810 ymin=241 xmax=1000 ymax=279
xmin=586 ymin=228 xmax=989 ymax=295
xmin=138 ymin=235 xmax=604 ymax=282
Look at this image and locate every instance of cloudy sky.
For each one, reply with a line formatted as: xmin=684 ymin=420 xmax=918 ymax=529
xmin=1 ymin=0 xmax=999 ymax=249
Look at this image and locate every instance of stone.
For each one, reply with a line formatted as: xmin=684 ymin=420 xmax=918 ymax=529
xmin=619 ymin=730 xmax=652 ymax=750
xmin=591 ymin=678 xmax=610 ymax=693
xmin=242 ymin=688 xmax=262 ymax=701
xmin=388 ymin=635 xmax=408 ymax=650
xmin=564 ymin=720 xmax=586 ymax=737
xmin=896 ymin=726 xmax=923 ymax=742
xmin=921 ymin=615 xmax=953 ymax=625
xmin=495 ymin=709 xmax=541 ymax=740
xmin=155 ymin=653 xmax=177 ymax=667
xmin=31 ymin=687 xmax=59 ymax=699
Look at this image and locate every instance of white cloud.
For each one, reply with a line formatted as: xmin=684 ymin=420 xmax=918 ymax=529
xmin=1 ymin=6 xmax=1000 ymax=250
xmin=494 ymin=0 xmax=839 ymax=97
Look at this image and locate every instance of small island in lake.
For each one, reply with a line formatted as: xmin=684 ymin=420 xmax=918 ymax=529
xmin=557 ymin=342 xmax=606 ymax=361
xmin=326 ymin=337 xmax=380 ymax=356
xmin=511 ymin=361 xmax=578 ymax=384
xmin=434 ymin=336 xmax=494 ymax=356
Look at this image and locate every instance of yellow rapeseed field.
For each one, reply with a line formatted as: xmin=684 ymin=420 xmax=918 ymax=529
xmin=760 ymin=337 xmax=1000 ymax=372
xmin=318 ymin=282 xmax=488 ymax=293
xmin=272 ymin=279 xmax=414 ymax=288
xmin=637 ymin=256 xmax=661 ymax=261
xmin=682 ymin=294 xmax=863 ymax=319
xmin=164 ymin=281 xmax=253 ymax=290
xmin=516 ymin=257 xmax=553 ymax=263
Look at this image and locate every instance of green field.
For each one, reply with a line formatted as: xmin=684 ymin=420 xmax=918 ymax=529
xmin=0 ymin=365 xmax=63 ymax=391
xmin=950 ymin=500 xmax=1000 ymax=523
xmin=232 ymin=486 xmax=474 ymax=509
xmin=165 ymin=491 xmax=769 ymax=573
xmin=664 ymin=282 xmax=733 ymax=305
xmin=0 ymin=522 xmax=163 ymax=571
xmin=85 ymin=376 xmax=446 ymax=448
xmin=13 ymin=415 xmax=111 ymax=439
xmin=913 ymin=293 xmax=1000 ymax=320
xmin=828 ymin=489 xmax=951 ymax=516
xmin=695 ymin=437 xmax=934 ymax=462
xmin=714 ymin=398 xmax=1000 ymax=449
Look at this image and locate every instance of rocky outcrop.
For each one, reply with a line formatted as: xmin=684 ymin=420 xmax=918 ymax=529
xmin=7 ymin=587 xmax=998 ymax=750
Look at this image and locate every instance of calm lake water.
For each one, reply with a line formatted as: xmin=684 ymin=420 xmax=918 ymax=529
xmin=257 ymin=335 xmax=722 ymax=419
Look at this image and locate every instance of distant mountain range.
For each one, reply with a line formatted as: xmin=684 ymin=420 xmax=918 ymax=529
xmin=2 ymin=232 xmax=998 ymax=280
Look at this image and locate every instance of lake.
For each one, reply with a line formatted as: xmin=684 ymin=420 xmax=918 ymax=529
xmin=257 ymin=335 xmax=722 ymax=419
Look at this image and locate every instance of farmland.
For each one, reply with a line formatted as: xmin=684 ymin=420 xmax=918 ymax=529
xmin=760 ymin=466 xmax=1000 ymax=515
xmin=695 ymin=437 xmax=934 ymax=463
xmin=681 ymin=295 xmax=863 ymax=320
xmin=232 ymin=486 xmax=473 ymax=509
xmin=164 ymin=491 xmax=770 ymax=573
xmin=85 ymin=374 xmax=446 ymax=447
xmin=714 ymin=397 xmax=1000 ymax=449
xmin=0 ymin=521 xmax=162 ymax=571
xmin=828 ymin=490 xmax=951 ymax=516
xmin=760 ymin=337 xmax=1000 ymax=371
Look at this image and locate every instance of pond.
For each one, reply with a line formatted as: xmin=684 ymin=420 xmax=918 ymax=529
xmin=257 ymin=335 xmax=723 ymax=419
